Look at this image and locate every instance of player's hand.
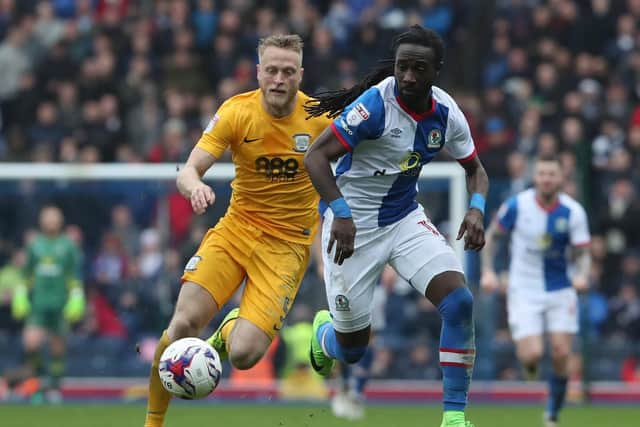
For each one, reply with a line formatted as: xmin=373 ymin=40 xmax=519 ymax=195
xmin=64 ymin=288 xmax=86 ymax=323
xmin=457 ymin=209 xmax=485 ymax=251
xmin=11 ymin=285 xmax=30 ymax=320
xmin=328 ymin=217 xmax=356 ymax=265
xmin=480 ymin=270 xmax=499 ymax=293
xmin=572 ymin=275 xmax=589 ymax=293
xmin=190 ymin=183 xmax=215 ymax=215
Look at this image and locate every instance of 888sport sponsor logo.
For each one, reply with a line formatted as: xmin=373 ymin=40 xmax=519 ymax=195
xmin=255 ymin=156 xmax=300 ymax=182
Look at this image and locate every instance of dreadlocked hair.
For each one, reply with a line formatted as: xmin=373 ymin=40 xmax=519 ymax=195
xmin=305 ymin=25 xmax=445 ymax=119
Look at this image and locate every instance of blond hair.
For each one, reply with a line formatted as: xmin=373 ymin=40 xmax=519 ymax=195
xmin=257 ymin=34 xmax=304 ymax=63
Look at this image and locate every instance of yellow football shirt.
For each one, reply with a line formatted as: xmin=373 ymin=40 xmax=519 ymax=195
xmin=196 ymin=89 xmax=331 ymax=245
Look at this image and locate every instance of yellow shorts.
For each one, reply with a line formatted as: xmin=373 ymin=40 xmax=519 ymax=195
xmin=182 ymin=216 xmax=310 ymax=339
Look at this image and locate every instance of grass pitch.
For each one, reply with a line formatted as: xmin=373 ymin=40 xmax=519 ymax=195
xmin=1 ymin=403 xmax=636 ymax=427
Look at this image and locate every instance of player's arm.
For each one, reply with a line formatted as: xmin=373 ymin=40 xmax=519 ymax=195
xmin=444 ymin=96 xmax=489 ymax=252
xmin=306 ymin=89 xmax=384 ymax=265
xmin=456 ymin=156 xmax=489 ymax=251
xmin=311 ymin=226 xmax=325 ymax=280
xmin=64 ymin=242 xmax=85 ymax=323
xmin=179 ymin=102 xmax=235 ymax=215
xmin=569 ymin=206 xmax=592 ymax=293
xmin=177 ymin=147 xmax=217 ymax=215
xmin=304 ymin=127 xmax=355 ymax=265
xmin=572 ymin=245 xmax=591 ymax=293
xmin=480 ymin=220 xmax=506 ymax=293
xmin=12 ymin=244 xmax=34 ymax=319
xmin=481 ymin=197 xmax=517 ymax=292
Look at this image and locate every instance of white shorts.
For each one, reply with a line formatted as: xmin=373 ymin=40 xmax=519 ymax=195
xmin=507 ymin=287 xmax=579 ymax=341
xmin=322 ymin=208 xmax=463 ymax=333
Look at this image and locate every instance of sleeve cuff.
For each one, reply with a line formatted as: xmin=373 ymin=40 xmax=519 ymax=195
xmin=196 ymin=134 xmax=226 ymax=159
xmin=330 ymin=122 xmax=353 ymax=152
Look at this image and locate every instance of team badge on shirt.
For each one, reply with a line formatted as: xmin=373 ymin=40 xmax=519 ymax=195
xmin=555 ymin=217 xmax=568 ymax=232
xmin=293 ymin=133 xmax=310 ymax=152
xmin=427 ymin=128 xmax=443 ymax=149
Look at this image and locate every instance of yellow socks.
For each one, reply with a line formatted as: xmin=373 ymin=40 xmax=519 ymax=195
xmin=221 ymin=319 xmax=235 ymax=353
xmin=144 ymin=331 xmax=172 ymax=427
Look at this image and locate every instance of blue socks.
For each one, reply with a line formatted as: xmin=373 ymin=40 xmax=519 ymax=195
xmin=320 ymin=286 xmax=475 ymax=413
xmin=353 ymin=346 xmax=373 ymax=394
xmin=318 ymin=322 xmax=367 ymax=364
xmin=437 ymin=287 xmax=475 ymax=412
xmin=547 ymin=374 xmax=568 ymax=420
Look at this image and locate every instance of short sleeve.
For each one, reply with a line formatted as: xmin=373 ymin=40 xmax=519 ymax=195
xmin=330 ymin=87 xmax=386 ymax=151
xmin=496 ymin=196 xmax=518 ymax=231
xmin=196 ymin=101 xmax=236 ymax=159
xmin=570 ymin=204 xmax=591 ymax=247
xmin=444 ymin=100 xmax=476 ymax=163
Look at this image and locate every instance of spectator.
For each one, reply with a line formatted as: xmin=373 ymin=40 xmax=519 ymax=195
xmin=0 ymin=23 xmax=31 ymax=102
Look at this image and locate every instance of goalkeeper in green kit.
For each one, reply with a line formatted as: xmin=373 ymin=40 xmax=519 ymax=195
xmin=11 ymin=205 xmax=85 ymax=402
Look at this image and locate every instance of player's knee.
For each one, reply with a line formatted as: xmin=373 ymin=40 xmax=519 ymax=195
xmin=168 ymin=314 xmax=201 ymax=339
xmin=341 ymin=346 xmax=367 ymax=364
xmin=228 ymin=344 xmax=264 ymax=370
xmin=23 ymin=330 xmax=43 ymax=350
xmin=438 ymin=287 xmax=474 ymax=321
xmin=520 ymin=351 xmax=542 ymax=366
xmin=551 ymin=343 xmax=571 ymax=362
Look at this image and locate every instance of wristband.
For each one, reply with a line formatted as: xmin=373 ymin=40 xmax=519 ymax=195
xmin=469 ymin=193 xmax=485 ymax=215
xmin=329 ymin=197 xmax=352 ymax=218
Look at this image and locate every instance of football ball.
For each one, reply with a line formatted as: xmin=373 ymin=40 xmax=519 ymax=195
xmin=158 ymin=337 xmax=222 ymax=399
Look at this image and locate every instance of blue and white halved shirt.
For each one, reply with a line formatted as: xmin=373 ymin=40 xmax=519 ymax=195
xmin=496 ymin=188 xmax=591 ymax=292
xmin=325 ymin=76 xmax=477 ymax=230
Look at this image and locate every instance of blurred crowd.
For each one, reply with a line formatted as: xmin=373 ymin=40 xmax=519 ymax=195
xmin=0 ymin=0 xmax=639 ymax=382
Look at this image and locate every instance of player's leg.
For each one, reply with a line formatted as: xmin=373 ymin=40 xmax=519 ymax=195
xmin=145 ymin=282 xmax=219 ymax=427
xmin=21 ymin=316 xmax=48 ymax=403
xmin=334 ymin=275 xmax=387 ymax=419
xmin=515 ymin=335 xmax=544 ymax=380
xmin=338 ymin=346 xmax=373 ymax=420
xmin=544 ymin=288 xmax=579 ymax=426
xmin=43 ymin=308 xmax=69 ymax=402
xmin=224 ymin=233 xmax=311 ymax=369
xmin=391 ymin=211 xmax=473 ymax=427
xmin=22 ymin=317 xmax=47 ymax=379
xmin=508 ymin=291 xmax=545 ymax=380
xmin=331 ymin=363 xmax=352 ymax=418
xmin=145 ymin=226 xmax=245 ymax=427
xmin=544 ymin=332 xmax=572 ymax=427
xmin=425 ymin=271 xmax=475 ymax=427
xmin=47 ymin=333 xmax=66 ymax=403
xmin=310 ymin=213 xmax=384 ymax=375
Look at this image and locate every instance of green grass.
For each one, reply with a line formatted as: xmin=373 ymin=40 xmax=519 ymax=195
xmin=1 ymin=403 xmax=637 ymax=427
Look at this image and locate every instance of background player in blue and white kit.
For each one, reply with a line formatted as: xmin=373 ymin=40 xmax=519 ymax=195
xmin=304 ymin=25 xmax=489 ymax=427
xmin=480 ymin=154 xmax=591 ymax=427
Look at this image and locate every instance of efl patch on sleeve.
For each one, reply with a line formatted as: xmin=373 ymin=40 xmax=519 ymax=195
xmin=184 ymin=256 xmax=202 ymax=272
xmin=204 ymin=114 xmax=220 ymax=133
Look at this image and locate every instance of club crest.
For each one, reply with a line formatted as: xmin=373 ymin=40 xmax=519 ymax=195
xmin=293 ymin=133 xmax=310 ymax=152
xmin=427 ymin=128 xmax=443 ymax=149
